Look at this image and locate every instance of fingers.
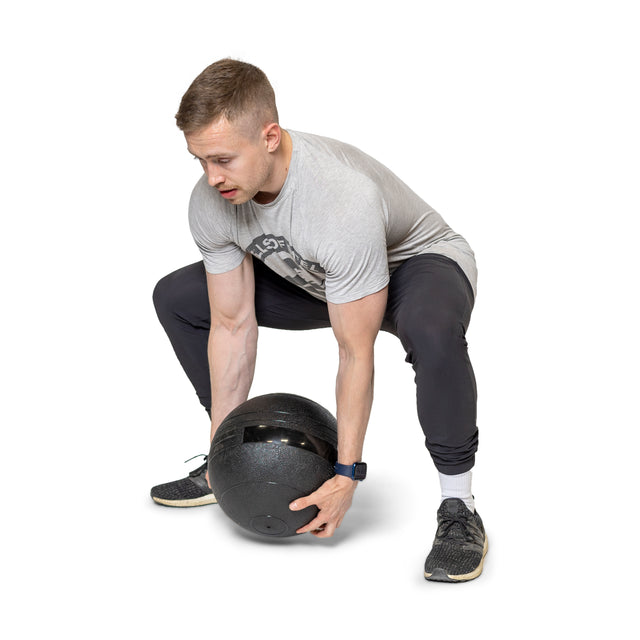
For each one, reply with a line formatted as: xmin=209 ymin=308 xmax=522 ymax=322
xmin=289 ymin=476 xmax=356 ymax=537
xmin=311 ymin=524 xmax=335 ymax=538
xmin=292 ymin=501 xmax=327 ymax=535
xmin=289 ymin=495 xmax=313 ymax=512
xmin=289 ymin=492 xmax=331 ymax=535
xmin=296 ymin=516 xmax=336 ymax=537
xmin=293 ymin=505 xmax=342 ymax=537
xmin=294 ymin=511 xmax=324 ymax=535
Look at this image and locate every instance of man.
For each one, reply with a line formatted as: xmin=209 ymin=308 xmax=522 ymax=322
xmin=151 ymin=59 xmax=488 ymax=582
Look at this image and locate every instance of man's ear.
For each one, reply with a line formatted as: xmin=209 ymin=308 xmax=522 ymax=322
xmin=263 ymin=122 xmax=282 ymax=153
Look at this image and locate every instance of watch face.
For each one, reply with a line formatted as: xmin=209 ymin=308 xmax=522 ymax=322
xmin=354 ymin=462 xmax=367 ymax=481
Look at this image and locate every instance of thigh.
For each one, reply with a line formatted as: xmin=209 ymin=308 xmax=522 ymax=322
xmin=384 ymin=253 xmax=475 ymax=338
xmin=253 ymin=258 xmax=331 ymax=330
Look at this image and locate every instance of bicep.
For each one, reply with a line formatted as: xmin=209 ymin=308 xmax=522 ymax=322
xmin=206 ymin=254 xmax=256 ymax=329
xmin=327 ymin=286 xmax=388 ymax=353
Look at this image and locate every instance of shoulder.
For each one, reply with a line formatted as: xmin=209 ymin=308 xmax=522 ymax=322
xmin=189 ymin=175 xmax=233 ymax=222
xmin=291 ymin=131 xmax=383 ymax=199
xmin=189 ymin=174 xmax=222 ymax=210
xmin=292 ymin=131 xmax=374 ymax=171
xmin=188 ymin=174 xmax=236 ymax=240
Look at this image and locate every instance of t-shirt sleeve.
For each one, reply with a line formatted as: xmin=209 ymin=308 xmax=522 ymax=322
xmin=188 ymin=177 xmax=246 ymax=274
xmin=317 ymin=190 xmax=390 ymax=304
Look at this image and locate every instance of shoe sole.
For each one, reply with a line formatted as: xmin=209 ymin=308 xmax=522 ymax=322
xmin=151 ymin=494 xmax=218 ymax=507
xmin=424 ymin=535 xmax=489 ymax=583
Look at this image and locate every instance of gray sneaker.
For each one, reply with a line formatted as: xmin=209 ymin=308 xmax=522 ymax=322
xmin=424 ymin=498 xmax=488 ymax=582
xmin=150 ymin=456 xmax=217 ymax=507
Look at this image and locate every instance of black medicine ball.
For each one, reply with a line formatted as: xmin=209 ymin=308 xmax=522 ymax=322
xmin=208 ymin=393 xmax=338 ymax=537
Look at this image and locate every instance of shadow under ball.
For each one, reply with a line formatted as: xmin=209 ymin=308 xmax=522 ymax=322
xmin=208 ymin=393 xmax=338 ymax=537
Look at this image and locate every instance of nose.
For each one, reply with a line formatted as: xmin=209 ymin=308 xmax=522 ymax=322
xmin=207 ymin=171 xmax=225 ymax=188
xmin=203 ymin=161 xmax=225 ymax=188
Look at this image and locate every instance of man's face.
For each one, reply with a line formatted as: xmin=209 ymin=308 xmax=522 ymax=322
xmin=186 ymin=116 xmax=273 ymax=205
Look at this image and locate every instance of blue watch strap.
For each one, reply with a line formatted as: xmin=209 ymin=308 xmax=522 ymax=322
xmin=333 ymin=462 xmax=367 ymax=481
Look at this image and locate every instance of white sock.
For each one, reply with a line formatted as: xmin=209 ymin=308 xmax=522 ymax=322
xmin=439 ymin=471 xmax=474 ymax=513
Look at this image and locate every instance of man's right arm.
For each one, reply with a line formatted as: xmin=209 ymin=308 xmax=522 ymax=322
xmin=206 ymin=253 xmax=258 ymax=442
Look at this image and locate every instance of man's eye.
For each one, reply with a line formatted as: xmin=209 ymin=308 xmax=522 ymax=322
xmin=218 ymin=158 xmax=230 ymax=165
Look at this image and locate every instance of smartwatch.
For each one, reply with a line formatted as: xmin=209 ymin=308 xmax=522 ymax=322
xmin=334 ymin=461 xmax=367 ymax=481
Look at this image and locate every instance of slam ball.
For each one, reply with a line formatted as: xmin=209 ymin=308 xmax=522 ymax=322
xmin=208 ymin=393 xmax=338 ymax=537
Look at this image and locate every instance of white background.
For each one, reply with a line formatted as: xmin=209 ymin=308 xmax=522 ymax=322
xmin=2 ymin=0 xmax=638 ymax=637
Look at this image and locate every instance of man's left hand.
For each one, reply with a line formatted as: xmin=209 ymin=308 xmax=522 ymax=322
xmin=289 ymin=474 xmax=357 ymax=537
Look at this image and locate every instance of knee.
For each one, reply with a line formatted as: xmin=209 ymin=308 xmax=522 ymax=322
xmin=152 ymin=272 xmax=177 ymax=321
xmin=152 ymin=262 xmax=207 ymax=323
xmin=399 ymin=313 xmax=468 ymax=367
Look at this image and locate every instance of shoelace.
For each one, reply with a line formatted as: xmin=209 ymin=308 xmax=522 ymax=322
xmin=184 ymin=453 xmax=207 ymax=464
xmin=184 ymin=454 xmax=208 ymax=477
xmin=436 ymin=514 xmax=476 ymax=544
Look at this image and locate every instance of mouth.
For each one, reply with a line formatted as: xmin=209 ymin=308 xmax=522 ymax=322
xmin=219 ymin=188 xmax=238 ymax=200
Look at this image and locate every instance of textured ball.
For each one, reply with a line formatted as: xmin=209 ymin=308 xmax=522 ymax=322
xmin=208 ymin=393 xmax=338 ymax=537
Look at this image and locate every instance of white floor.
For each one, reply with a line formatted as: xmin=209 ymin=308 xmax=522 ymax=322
xmin=3 ymin=2 xmax=638 ymax=637
xmin=8 ymin=326 xmax=634 ymax=638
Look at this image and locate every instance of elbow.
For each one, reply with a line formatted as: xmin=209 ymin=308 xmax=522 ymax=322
xmin=212 ymin=311 xmax=257 ymax=336
xmin=209 ymin=315 xmax=258 ymax=350
xmin=337 ymin=342 xmax=375 ymax=368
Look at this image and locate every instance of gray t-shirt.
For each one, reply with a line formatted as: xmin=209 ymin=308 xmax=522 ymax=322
xmin=189 ymin=130 xmax=477 ymax=304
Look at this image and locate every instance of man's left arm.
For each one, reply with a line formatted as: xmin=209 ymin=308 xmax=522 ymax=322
xmin=289 ymin=285 xmax=388 ymax=537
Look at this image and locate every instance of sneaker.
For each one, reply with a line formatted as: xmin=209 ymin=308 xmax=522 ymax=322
xmin=424 ymin=498 xmax=488 ymax=582
xmin=150 ymin=456 xmax=217 ymax=507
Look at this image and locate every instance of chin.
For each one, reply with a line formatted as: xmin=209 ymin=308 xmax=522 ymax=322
xmin=233 ymin=192 xmax=254 ymax=205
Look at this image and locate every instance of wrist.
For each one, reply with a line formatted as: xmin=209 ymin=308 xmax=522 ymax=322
xmin=332 ymin=473 xmax=355 ymax=488
xmin=333 ymin=461 xmax=367 ymax=481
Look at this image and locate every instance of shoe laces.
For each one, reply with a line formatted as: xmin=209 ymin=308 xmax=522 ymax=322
xmin=437 ymin=513 xmax=476 ymax=544
xmin=184 ymin=454 xmax=208 ymax=477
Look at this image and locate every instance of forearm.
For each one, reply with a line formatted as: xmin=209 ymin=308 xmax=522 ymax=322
xmin=335 ymin=348 xmax=375 ymax=464
xmin=289 ymin=349 xmax=372 ymax=537
xmin=208 ymin=320 xmax=258 ymax=440
xmin=291 ymin=288 xmax=385 ymax=537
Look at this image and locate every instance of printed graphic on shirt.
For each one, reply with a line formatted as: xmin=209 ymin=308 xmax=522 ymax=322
xmin=246 ymin=233 xmax=326 ymax=297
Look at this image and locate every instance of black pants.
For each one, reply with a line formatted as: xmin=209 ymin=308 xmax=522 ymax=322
xmin=153 ymin=253 xmax=478 ymax=474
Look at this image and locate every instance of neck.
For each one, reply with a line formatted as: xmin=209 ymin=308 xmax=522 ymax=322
xmin=253 ymin=129 xmax=292 ymax=205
